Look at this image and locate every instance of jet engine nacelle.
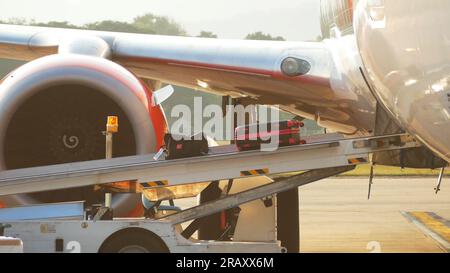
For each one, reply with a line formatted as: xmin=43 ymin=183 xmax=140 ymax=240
xmin=0 ymin=54 xmax=167 ymax=216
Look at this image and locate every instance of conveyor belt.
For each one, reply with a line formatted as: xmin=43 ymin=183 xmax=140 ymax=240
xmin=0 ymin=133 xmax=421 ymax=196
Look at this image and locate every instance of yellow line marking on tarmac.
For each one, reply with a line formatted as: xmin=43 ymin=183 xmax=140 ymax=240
xmin=404 ymin=211 xmax=450 ymax=251
xmin=409 ymin=212 xmax=450 ymax=241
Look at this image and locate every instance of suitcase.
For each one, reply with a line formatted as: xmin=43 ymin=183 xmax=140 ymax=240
xmin=164 ymin=133 xmax=209 ymax=160
xmin=235 ymin=120 xmax=306 ymax=151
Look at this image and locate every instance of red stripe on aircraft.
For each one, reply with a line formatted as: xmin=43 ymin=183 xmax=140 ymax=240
xmin=115 ymin=56 xmax=331 ymax=87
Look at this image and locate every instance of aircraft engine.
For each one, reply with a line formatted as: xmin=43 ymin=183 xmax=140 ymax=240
xmin=0 ymin=54 xmax=167 ymax=216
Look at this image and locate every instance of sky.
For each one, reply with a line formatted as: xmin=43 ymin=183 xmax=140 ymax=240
xmin=0 ymin=0 xmax=322 ymax=41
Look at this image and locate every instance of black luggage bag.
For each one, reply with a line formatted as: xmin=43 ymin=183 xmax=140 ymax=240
xmin=164 ymin=133 xmax=209 ymax=160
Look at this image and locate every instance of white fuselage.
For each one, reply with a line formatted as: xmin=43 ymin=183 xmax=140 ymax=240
xmin=354 ymin=0 xmax=450 ymax=162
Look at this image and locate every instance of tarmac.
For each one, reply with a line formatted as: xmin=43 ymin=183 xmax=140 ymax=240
xmin=176 ymin=177 xmax=450 ymax=253
xmin=298 ymin=177 xmax=450 ymax=253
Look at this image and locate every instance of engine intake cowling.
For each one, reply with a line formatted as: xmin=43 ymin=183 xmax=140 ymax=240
xmin=0 ymin=54 xmax=166 ymax=215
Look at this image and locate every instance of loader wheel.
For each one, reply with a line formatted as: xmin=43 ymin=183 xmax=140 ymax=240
xmin=99 ymin=228 xmax=169 ymax=253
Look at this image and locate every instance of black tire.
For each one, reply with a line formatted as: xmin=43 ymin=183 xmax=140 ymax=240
xmin=99 ymin=229 xmax=169 ymax=253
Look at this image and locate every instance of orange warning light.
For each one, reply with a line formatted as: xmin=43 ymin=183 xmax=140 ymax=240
xmin=107 ymin=116 xmax=119 ymax=133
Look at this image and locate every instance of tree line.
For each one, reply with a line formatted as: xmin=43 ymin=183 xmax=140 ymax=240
xmin=0 ymin=14 xmax=285 ymax=41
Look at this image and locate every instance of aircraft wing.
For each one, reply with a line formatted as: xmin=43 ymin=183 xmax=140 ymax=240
xmin=0 ymin=24 xmax=368 ymax=134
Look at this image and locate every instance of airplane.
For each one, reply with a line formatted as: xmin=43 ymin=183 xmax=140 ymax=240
xmin=0 ymin=0 xmax=449 ymax=216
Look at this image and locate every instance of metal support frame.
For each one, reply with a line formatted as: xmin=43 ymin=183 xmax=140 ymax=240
xmin=368 ymin=163 xmax=374 ymax=200
xmin=105 ymin=132 xmax=113 ymax=160
xmin=277 ymin=188 xmax=299 ymax=253
xmin=197 ymin=181 xmax=222 ymax=240
xmin=104 ymin=117 xmax=116 ymax=209
xmin=162 ymin=165 xmax=355 ymax=225
xmin=435 ymin=167 xmax=445 ymax=194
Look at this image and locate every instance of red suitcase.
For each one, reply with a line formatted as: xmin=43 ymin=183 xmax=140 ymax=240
xmin=235 ymin=120 xmax=306 ymax=151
